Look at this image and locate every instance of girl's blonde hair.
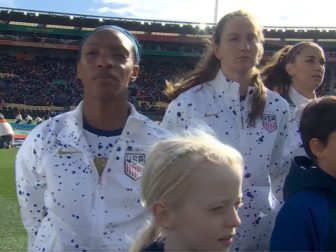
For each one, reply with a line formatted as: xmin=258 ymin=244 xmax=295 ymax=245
xmin=165 ymin=10 xmax=266 ymax=127
xmin=130 ymin=133 xmax=243 ymax=251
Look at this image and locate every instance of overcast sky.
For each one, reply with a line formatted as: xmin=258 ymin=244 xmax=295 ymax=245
xmin=1 ymin=0 xmax=336 ymax=27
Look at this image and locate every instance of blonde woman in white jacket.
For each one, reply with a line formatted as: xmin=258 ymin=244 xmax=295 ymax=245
xmin=162 ymin=10 xmax=291 ymax=251
xmin=16 ymin=25 xmax=171 ymax=252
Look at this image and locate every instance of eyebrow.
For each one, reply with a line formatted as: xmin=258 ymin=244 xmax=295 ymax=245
xmin=227 ymin=32 xmax=257 ymax=37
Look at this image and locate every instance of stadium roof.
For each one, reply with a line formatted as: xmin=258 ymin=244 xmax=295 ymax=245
xmin=1 ymin=7 xmax=336 ymax=40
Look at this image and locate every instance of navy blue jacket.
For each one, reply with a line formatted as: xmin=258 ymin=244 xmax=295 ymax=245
xmin=141 ymin=239 xmax=165 ymax=252
xmin=270 ymin=156 xmax=336 ymax=251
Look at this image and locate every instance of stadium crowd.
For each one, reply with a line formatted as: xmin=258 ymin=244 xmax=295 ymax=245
xmin=0 ymin=53 xmax=198 ymax=118
xmin=1 ymin=9 xmax=336 ymax=252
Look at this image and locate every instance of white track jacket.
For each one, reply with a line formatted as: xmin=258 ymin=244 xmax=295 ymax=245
xmin=16 ymin=102 xmax=172 ymax=252
xmin=162 ymin=70 xmax=292 ymax=251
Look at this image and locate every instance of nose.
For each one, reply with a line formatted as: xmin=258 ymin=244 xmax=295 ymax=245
xmin=240 ymin=39 xmax=250 ymax=51
xmin=97 ymin=53 xmax=113 ymax=68
xmin=225 ymin=208 xmax=241 ymax=228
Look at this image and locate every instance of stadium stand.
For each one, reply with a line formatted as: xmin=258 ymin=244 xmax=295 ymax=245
xmin=0 ymin=7 xmax=336 ymax=123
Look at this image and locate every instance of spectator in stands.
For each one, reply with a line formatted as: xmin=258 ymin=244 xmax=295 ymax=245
xmin=131 ymin=133 xmax=243 ymax=252
xmin=25 ymin=114 xmax=33 ymax=124
xmin=261 ymin=42 xmax=326 ymax=156
xmin=16 ymin=25 xmax=171 ymax=252
xmin=14 ymin=110 xmax=23 ymax=123
xmin=35 ymin=116 xmax=43 ymax=124
xmin=270 ymin=96 xmax=336 ymax=251
xmin=161 ymin=10 xmax=291 ymax=251
xmin=0 ymin=113 xmax=14 ymax=148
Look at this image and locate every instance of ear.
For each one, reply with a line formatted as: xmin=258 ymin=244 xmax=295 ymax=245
xmin=151 ymin=201 xmax=175 ymax=231
xmin=285 ymin=63 xmax=294 ymax=76
xmin=309 ymin=138 xmax=325 ymax=158
xmin=213 ymin=42 xmax=221 ymax=60
xmin=130 ymin=65 xmax=140 ymax=83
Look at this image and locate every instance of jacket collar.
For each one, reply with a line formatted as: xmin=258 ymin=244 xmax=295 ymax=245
xmin=58 ymin=101 xmax=152 ymax=154
xmin=209 ymin=70 xmax=257 ymax=98
xmin=288 ymin=85 xmax=315 ymax=108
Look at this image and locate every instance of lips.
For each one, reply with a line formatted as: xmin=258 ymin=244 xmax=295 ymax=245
xmin=93 ymin=73 xmax=118 ymax=80
xmin=236 ymin=56 xmax=251 ymax=61
xmin=218 ymin=234 xmax=235 ymax=242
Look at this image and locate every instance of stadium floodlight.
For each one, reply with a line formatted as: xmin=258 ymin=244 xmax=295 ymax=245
xmin=70 ymin=15 xmax=74 ymax=20
xmin=161 ymin=22 xmax=166 ymax=26
xmin=35 ymin=12 xmax=39 ymax=17
xmin=141 ymin=21 xmax=145 ymax=25
xmin=99 ymin=18 xmax=103 ymax=22
xmin=179 ymin=24 xmax=183 ymax=27
xmin=24 ymin=11 xmax=27 ymax=15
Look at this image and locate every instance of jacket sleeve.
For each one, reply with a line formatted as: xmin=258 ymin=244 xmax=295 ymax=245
xmin=269 ymin=103 xmax=292 ymax=203
xmin=270 ymin=198 xmax=318 ymax=251
xmin=15 ymin=134 xmax=47 ymax=247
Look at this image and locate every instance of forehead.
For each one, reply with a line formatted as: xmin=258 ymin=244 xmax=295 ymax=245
xmin=222 ymin=16 xmax=258 ymax=35
xmin=82 ymin=28 xmax=134 ymax=51
xmin=298 ymin=45 xmax=324 ymax=57
xmin=189 ymin=164 xmax=241 ymax=201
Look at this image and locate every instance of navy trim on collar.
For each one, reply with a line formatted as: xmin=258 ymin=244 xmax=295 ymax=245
xmin=83 ymin=119 xmax=123 ymax=137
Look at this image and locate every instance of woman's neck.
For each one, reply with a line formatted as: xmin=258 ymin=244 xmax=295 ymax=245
xmin=292 ymin=84 xmax=316 ymax=99
xmin=82 ymin=99 xmax=129 ymax=131
xmin=221 ymin=68 xmax=254 ymax=96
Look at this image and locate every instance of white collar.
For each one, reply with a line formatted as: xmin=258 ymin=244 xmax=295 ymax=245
xmin=288 ymin=86 xmax=315 ymax=108
xmin=210 ymin=70 xmax=257 ymax=97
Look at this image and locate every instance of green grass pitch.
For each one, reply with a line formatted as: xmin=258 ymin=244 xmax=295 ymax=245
xmin=0 ymin=148 xmax=27 ymax=251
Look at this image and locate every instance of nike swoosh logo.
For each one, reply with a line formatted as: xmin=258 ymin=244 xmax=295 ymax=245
xmin=204 ymin=112 xmax=218 ymax=118
xmin=57 ymin=148 xmax=81 ymax=155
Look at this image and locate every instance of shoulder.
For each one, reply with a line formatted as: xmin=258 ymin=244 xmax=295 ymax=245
xmin=128 ymin=109 xmax=173 ymax=140
xmin=263 ymin=88 xmax=291 ymax=122
xmin=265 ymin=88 xmax=290 ymax=110
xmin=286 ymin=190 xmax=328 ymax=208
xmin=17 ymin=112 xmax=72 ymax=152
xmin=280 ymin=190 xmax=329 ymax=223
xmin=173 ymin=82 xmax=213 ymax=104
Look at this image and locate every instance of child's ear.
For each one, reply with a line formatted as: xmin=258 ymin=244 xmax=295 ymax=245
xmin=152 ymin=201 xmax=175 ymax=230
xmin=309 ymin=138 xmax=325 ymax=158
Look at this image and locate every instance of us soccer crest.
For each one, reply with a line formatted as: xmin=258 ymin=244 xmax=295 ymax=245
xmin=124 ymin=153 xmax=145 ymax=180
xmin=262 ymin=114 xmax=277 ymax=132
